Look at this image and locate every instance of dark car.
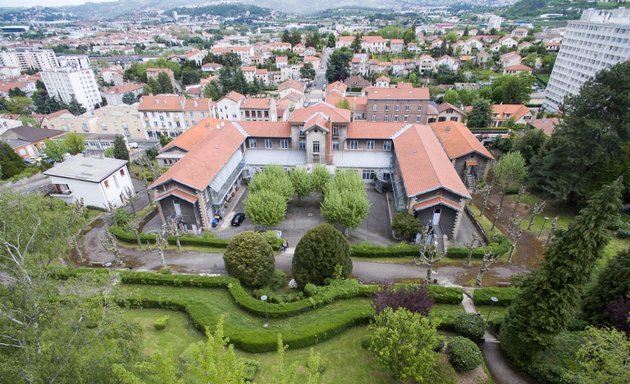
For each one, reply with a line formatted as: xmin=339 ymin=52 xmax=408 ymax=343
xmin=231 ymin=213 xmax=245 ymax=226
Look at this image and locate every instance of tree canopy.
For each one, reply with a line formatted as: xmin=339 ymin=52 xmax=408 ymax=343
xmin=326 ymin=48 xmax=352 ymax=83
xmin=223 ymin=231 xmax=275 ymax=288
xmin=466 ymin=99 xmax=492 ymax=129
xmin=490 ymin=73 xmax=535 ymax=104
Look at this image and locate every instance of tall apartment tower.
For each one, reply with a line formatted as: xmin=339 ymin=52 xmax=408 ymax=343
xmin=543 ymin=8 xmax=630 ymax=112
xmin=0 ymin=48 xmax=59 ymax=71
xmin=41 ymin=56 xmax=100 ymax=111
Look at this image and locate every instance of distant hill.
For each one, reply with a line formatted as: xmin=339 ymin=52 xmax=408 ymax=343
xmin=503 ymin=0 xmax=628 ymax=19
xmin=170 ymin=4 xmax=273 ymax=17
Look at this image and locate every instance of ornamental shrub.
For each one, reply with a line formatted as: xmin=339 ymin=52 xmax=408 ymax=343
xmin=372 ymin=284 xmax=433 ymax=316
xmin=292 ymin=224 xmax=352 ymax=288
xmin=269 ymin=270 xmax=286 ymax=290
xmin=453 ymin=313 xmax=486 ymax=342
xmin=447 ymin=336 xmax=483 ymax=372
xmin=391 ymin=212 xmax=419 ymax=241
xmin=223 ymin=231 xmax=275 ymax=288
xmin=153 ymin=316 xmax=170 ymax=330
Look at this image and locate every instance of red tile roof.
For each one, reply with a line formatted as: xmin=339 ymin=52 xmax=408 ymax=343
xmin=288 ymin=102 xmax=351 ymax=124
xmin=103 ymin=82 xmax=143 ymax=95
xmin=430 ymin=121 xmax=494 ymax=160
xmin=393 ymin=124 xmax=470 ymax=198
xmin=163 ymin=119 xmax=214 ymax=152
xmin=156 ymin=188 xmax=198 ymax=204
xmin=492 ymin=104 xmax=531 ymax=121
xmin=366 ymin=86 xmax=429 ymax=100
xmin=241 ymin=98 xmax=271 ymax=109
xmin=347 ymin=122 xmax=406 ymax=139
xmin=413 ymin=196 xmax=462 ymax=212
xmin=239 ymin=121 xmax=291 ymax=137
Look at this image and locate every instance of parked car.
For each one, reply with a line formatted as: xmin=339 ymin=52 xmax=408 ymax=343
xmin=231 ymin=213 xmax=245 ymax=226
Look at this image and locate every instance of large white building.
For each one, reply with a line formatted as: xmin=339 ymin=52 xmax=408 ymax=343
xmin=543 ymin=8 xmax=630 ymax=112
xmin=0 ymin=48 xmax=59 ymax=71
xmin=41 ymin=65 xmax=101 ymax=111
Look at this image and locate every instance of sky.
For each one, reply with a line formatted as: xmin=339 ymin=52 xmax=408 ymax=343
xmin=0 ymin=0 xmax=112 ymax=7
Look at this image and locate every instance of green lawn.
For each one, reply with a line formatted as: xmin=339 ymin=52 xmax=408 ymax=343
xmin=475 ymin=305 xmax=508 ymax=322
xmin=120 ymin=308 xmax=204 ymax=357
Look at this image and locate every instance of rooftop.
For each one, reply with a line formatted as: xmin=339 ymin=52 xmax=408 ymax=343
xmin=44 ymin=156 xmax=128 ymax=183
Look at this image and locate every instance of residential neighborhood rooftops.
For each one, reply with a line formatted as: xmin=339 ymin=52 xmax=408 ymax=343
xmin=44 ymin=156 xmax=128 ymax=183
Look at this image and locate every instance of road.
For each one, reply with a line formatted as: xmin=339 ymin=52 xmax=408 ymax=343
xmin=306 ymin=47 xmax=330 ymax=104
xmin=0 ymin=173 xmax=51 ymax=195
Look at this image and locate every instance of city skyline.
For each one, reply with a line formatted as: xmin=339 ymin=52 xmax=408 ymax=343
xmin=0 ymin=0 xmax=112 ymax=7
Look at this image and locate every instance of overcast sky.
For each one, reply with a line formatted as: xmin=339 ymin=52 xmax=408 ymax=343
xmin=0 ymin=0 xmax=112 ymax=6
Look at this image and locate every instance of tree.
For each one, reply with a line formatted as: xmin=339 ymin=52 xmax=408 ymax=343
xmin=512 ymin=128 xmax=547 ymax=165
xmin=43 ymin=138 xmax=68 ymax=162
xmin=299 ymin=62 xmax=315 ymax=80
xmin=320 ymin=179 xmax=370 ymax=233
xmin=575 ymin=327 xmax=630 ymax=384
xmin=403 ymin=28 xmax=416 ymax=44
xmin=326 ymin=48 xmax=352 ymax=83
xmin=244 ymin=190 xmax=287 ymax=229
xmin=493 ymin=151 xmax=527 ymax=210
xmin=223 ymin=231 xmax=275 ymax=288
xmin=67 ymin=96 xmax=86 ymax=116
xmin=0 ymin=141 xmax=26 ymax=179
xmin=327 ymin=34 xmax=336 ymax=48
xmin=249 ymin=165 xmax=294 ymax=202
xmin=281 ymin=30 xmax=291 ymax=44
xmin=122 ymin=92 xmax=137 ymax=105
xmin=181 ymin=68 xmax=201 ymax=85
xmin=500 ymin=180 xmax=624 ymax=363
xmin=8 ymin=88 xmax=26 ymax=97
xmin=582 ymin=249 xmax=630 ymax=326
xmin=528 ymin=61 xmax=630 ymax=204
xmin=335 ymin=98 xmax=350 ymax=110
xmin=113 ymin=352 xmax=183 ymax=384
xmin=203 ymin=81 xmax=223 ymax=100
xmin=368 ymin=308 xmax=441 ymax=383
xmin=184 ymin=317 xmax=245 ymax=384
xmin=442 ymin=89 xmax=459 ymax=105
xmin=63 ymin=132 xmax=85 ymax=154
xmin=415 ymin=226 xmax=443 ymax=283
xmin=157 ymin=72 xmax=174 ymax=94
xmin=5 ymin=96 xmax=32 ymax=115
xmin=391 ymin=212 xmax=419 ymax=242
xmin=113 ymin=135 xmax=130 ymax=160
xmin=490 ymin=73 xmax=535 ymax=104
xmin=289 ymin=168 xmax=312 ymax=202
xmin=311 ymin=164 xmax=330 ymax=194
xmin=350 ymin=34 xmax=362 ymax=53
xmin=292 ymin=224 xmax=352 ymax=288
xmin=466 ymin=99 xmax=492 ymax=129
xmin=372 ymin=284 xmax=433 ymax=316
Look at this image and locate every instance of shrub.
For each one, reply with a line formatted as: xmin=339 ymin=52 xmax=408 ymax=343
xmin=582 ymin=249 xmax=630 ymax=325
xmin=304 ymin=283 xmax=318 ymax=297
xmin=453 ymin=313 xmax=485 ymax=342
xmin=153 ymin=316 xmax=170 ymax=330
xmin=113 ymin=208 xmax=132 ymax=227
xmin=473 ymin=287 xmax=519 ymax=306
xmin=242 ymin=359 xmax=260 ymax=381
xmin=487 ymin=318 xmax=503 ymax=334
xmin=446 ymin=336 xmax=483 ymax=372
xmin=269 ymin=270 xmax=286 ymax=290
xmin=350 ymin=242 xmax=419 ymax=258
xmin=292 ymin=224 xmax=352 ymax=288
xmin=427 ymin=285 xmax=463 ymax=304
xmin=360 ymin=335 xmax=372 ymax=350
xmin=110 ymin=226 xmax=157 ymax=244
xmin=223 ymin=231 xmax=275 ymax=288
xmin=616 ymin=228 xmax=630 ymax=239
xmin=391 ymin=212 xmax=419 ymax=241
xmin=372 ymin=284 xmax=433 ymax=316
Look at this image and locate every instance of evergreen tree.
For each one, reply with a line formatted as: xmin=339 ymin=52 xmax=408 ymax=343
xmin=112 ymin=135 xmax=130 ymax=160
xmin=300 ymin=63 xmax=316 ymax=80
xmin=203 ymin=80 xmax=223 ymax=100
xmin=0 ymin=141 xmax=26 ymax=179
xmin=326 ymin=48 xmax=352 ymax=83
xmin=490 ymin=73 xmax=535 ymax=104
xmin=289 ymin=30 xmax=302 ymax=46
xmin=500 ymin=179 xmax=624 ymax=363
xmin=350 ymin=34 xmax=362 ymax=53
xmin=466 ymin=99 xmax=492 ymax=129
xmin=327 ymin=34 xmax=336 ymax=48
xmin=122 ymin=92 xmax=137 ymax=105
xmin=67 ymin=96 xmax=86 ymax=116
xmin=281 ymin=30 xmax=291 ymax=44
xmin=157 ymin=72 xmax=174 ymax=94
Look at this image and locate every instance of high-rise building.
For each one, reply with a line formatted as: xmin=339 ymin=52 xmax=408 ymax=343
xmin=0 ymin=48 xmax=59 ymax=71
xmin=543 ymin=8 xmax=630 ymax=112
xmin=41 ymin=62 xmax=101 ymax=111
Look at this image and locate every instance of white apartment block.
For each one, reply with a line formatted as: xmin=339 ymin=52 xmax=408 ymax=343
xmin=57 ymin=55 xmax=91 ymax=70
xmin=543 ymin=8 xmax=630 ymax=112
xmin=138 ymin=95 xmax=215 ymax=139
xmin=41 ymin=66 xmax=101 ymax=111
xmin=0 ymin=48 xmax=59 ymax=71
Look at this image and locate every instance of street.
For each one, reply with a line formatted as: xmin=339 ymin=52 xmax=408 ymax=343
xmin=305 ymin=47 xmax=330 ymax=104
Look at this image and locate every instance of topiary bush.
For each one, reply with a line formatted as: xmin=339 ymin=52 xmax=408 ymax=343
xmin=453 ymin=313 xmax=486 ymax=342
xmin=292 ymin=224 xmax=352 ymax=288
xmin=153 ymin=316 xmax=170 ymax=330
xmin=223 ymin=231 xmax=275 ymax=288
xmin=372 ymin=284 xmax=433 ymax=316
xmin=360 ymin=335 xmax=372 ymax=350
xmin=446 ymin=336 xmax=484 ymax=372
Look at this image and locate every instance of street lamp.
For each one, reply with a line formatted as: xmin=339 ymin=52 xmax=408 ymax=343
xmin=486 ymin=296 xmax=498 ymax=323
xmin=538 ymin=216 xmax=550 ymax=237
xmin=261 ymin=295 xmax=269 ymax=328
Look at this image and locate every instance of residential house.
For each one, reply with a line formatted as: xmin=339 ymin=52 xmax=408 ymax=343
xmin=527 ymin=117 xmax=561 ymax=136
xmin=503 ymin=64 xmax=533 ymax=75
xmin=344 ymin=75 xmax=371 ymax=91
xmin=365 ymin=85 xmax=431 ymax=124
xmin=436 ymin=102 xmax=465 ymax=123
xmin=138 ymin=95 xmax=215 ymax=138
xmin=240 ymin=98 xmax=277 ymax=122
xmin=375 ymin=76 xmax=390 ymax=88
xmin=499 ymin=52 xmax=522 ymax=67
xmin=216 ymin=91 xmax=245 ymax=120
xmin=44 ymin=156 xmax=134 ymax=210
xmin=0 ymin=125 xmax=64 ymax=159
xmin=102 ymin=83 xmax=143 ymax=106
xmin=491 ymin=104 xmax=533 ymax=127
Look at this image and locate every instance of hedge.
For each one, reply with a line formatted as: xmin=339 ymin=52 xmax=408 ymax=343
xmin=447 ymin=336 xmax=484 ymax=372
xmin=473 ymin=287 xmax=519 ymax=307
xmin=447 ymin=234 xmax=511 ymax=259
xmin=350 ymin=242 xmax=419 ymax=258
xmin=427 ymin=285 xmax=463 ymax=304
xmin=153 ymin=316 xmax=170 ymax=330
xmin=453 ymin=313 xmax=485 ymax=342
xmin=110 ymin=226 xmax=157 ymax=244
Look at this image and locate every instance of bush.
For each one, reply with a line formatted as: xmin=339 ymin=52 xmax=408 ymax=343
xmin=453 ymin=313 xmax=486 ymax=342
xmin=223 ymin=231 xmax=275 ymax=288
xmin=427 ymin=285 xmax=463 ymax=304
xmin=292 ymin=224 xmax=352 ymax=288
xmin=153 ymin=316 xmax=170 ymax=330
xmin=110 ymin=226 xmax=157 ymax=244
xmin=616 ymin=228 xmax=630 ymax=239
xmin=113 ymin=208 xmax=132 ymax=227
xmin=391 ymin=212 xmax=419 ymax=241
xmin=242 ymin=359 xmax=260 ymax=381
xmin=360 ymin=335 xmax=372 ymax=349
xmin=304 ymin=283 xmax=318 ymax=297
xmin=446 ymin=336 xmax=484 ymax=372
xmin=447 ymin=235 xmax=512 ymax=259
xmin=372 ymin=284 xmax=433 ymax=316
xmin=269 ymin=270 xmax=286 ymax=290
xmin=350 ymin=242 xmax=419 ymax=258
xmin=487 ymin=318 xmax=503 ymax=334
xmin=473 ymin=287 xmax=519 ymax=306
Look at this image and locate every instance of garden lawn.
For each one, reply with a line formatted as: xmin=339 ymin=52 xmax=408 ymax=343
xmin=475 ymin=306 xmax=508 ymax=322
xmin=120 ymin=308 xmax=204 ymax=357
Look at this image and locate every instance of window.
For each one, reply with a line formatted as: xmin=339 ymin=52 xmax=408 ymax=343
xmin=438 ymin=117 xmax=446 ymax=122
xmin=403 ymin=115 xmax=408 ymax=122
xmin=405 ymin=104 xmax=410 ymax=111
xmin=265 ymin=139 xmax=273 ymax=149
xmin=393 ymin=115 xmax=399 ymax=122
xmin=384 ymin=105 xmax=390 ymax=111
xmin=383 ymin=140 xmax=392 ymax=151
xmin=362 ymin=170 xmax=375 ymax=180
xmin=280 ymin=139 xmax=288 ymax=149
xmin=350 ymin=140 xmax=358 ymax=150
xmin=450 ymin=117 xmax=458 ymax=121
xmin=103 ymin=179 xmax=109 ymax=188
xmin=384 ymin=115 xmax=389 ymax=122
xmin=332 ymin=140 xmax=339 ymax=150
xmin=120 ymin=169 xmax=125 ymax=176
xmin=394 ymin=104 xmax=400 ymax=112
xmin=366 ymin=140 xmax=375 ymax=150
xmin=372 ymin=104 xmax=377 ymax=111
xmin=418 ymin=105 xmax=423 ymax=112
xmin=248 ymin=138 xmax=257 ymax=148
xmin=313 ymin=140 xmax=320 ymax=153
xmin=299 ymin=140 xmax=306 ymax=150
xmin=333 ymin=126 xmax=339 ymax=137
xmin=371 ymin=115 xmax=376 ymax=122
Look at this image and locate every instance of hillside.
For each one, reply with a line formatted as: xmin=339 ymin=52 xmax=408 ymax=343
xmin=503 ymin=0 xmax=629 ymax=19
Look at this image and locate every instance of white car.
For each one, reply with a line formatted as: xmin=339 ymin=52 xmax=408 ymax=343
xmin=128 ymin=142 xmax=139 ymax=149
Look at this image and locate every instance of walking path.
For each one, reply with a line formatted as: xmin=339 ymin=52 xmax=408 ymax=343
xmin=462 ymin=289 xmax=535 ymax=384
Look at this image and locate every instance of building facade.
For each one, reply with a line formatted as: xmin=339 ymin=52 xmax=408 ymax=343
xmin=0 ymin=48 xmax=59 ymax=71
xmin=138 ymin=95 xmax=215 ymax=139
xmin=365 ymin=86 xmax=432 ymax=124
xmin=41 ymin=66 xmax=101 ymax=111
xmin=543 ymin=8 xmax=630 ymax=112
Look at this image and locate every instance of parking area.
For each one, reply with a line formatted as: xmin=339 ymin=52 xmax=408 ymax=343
xmin=215 ymin=185 xmax=396 ymax=246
